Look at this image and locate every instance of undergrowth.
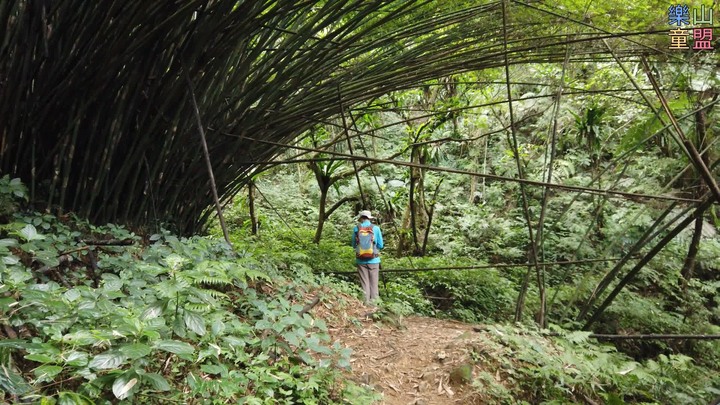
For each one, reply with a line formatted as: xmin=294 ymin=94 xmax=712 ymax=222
xmin=472 ymin=325 xmax=720 ymax=404
xmin=0 ymin=180 xmax=377 ymax=404
xmin=3 ymin=177 xmax=719 ymax=404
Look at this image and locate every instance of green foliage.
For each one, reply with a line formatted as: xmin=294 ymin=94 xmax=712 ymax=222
xmin=211 ymin=54 xmax=720 ymax=404
xmin=381 ymin=281 xmax=435 ymax=316
xmin=0 ymin=176 xmax=28 ymax=219
xmin=473 ymin=324 xmax=720 ymax=404
xmin=0 ymin=206 xmax=377 ymax=404
xmin=570 ymin=102 xmax=609 ymax=155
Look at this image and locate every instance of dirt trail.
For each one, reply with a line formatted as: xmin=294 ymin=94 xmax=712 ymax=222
xmin=327 ymin=310 xmax=493 ymax=405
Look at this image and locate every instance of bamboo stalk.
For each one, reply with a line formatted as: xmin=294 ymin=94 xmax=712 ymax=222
xmin=184 ymin=69 xmax=232 ymax=247
xmin=583 ymin=194 xmax=715 ymax=329
xmin=237 ymin=135 xmax=706 ymax=204
xmin=641 ymin=57 xmax=720 ymax=204
xmin=0 ymin=0 xmax=685 ymax=233
xmin=472 ymin=327 xmax=720 ymax=341
xmin=323 ymin=256 xmax=640 ymax=275
xmin=338 ymin=85 xmax=368 ymax=208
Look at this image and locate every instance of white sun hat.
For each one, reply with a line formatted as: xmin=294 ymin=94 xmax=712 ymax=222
xmin=356 ymin=210 xmax=374 ymax=219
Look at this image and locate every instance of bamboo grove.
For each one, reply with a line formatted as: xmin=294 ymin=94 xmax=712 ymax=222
xmin=1 ymin=0 xmax=663 ymax=234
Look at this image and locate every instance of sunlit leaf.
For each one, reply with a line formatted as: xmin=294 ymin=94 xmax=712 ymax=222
xmin=64 ymin=351 xmax=89 ymax=367
xmin=141 ymin=302 xmax=165 ymax=320
xmin=33 ymin=365 xmax=63 ymax=383
xmin=153 ymin=340 xmax=195 ymax=356
xmin=119 ymin=343 xmax=152 ymax=360
xmin=184 ymin=311 xmax=206 ymax=336
xmin=112 ymin=374 xmax=138 ymax=400
xmin=88 ymin=352 xmax=126 ymax=370
xmin=143 ymin=373 xmax=171 ymax=391
xmin=19 ymin=225 xmax=44 ymax=241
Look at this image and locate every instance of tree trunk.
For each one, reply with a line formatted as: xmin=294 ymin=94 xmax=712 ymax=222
xmin=577 ymin=201 xmax=683 ymax=322
xmin=469 ymin=168 xmax=477 ymax=203
xmin=681 ymin=105 xmax=711 ymax=286
xmin=409 ymin=148 xmax=420 ymax=253
xmin=314 ymin=185 xmax=329 ymax=244
xmin=402 ymin=146 xmax=430 ymax=256
xmin=421 ymin=180 xmax=443 ymax=256
xmin=680 ymin=213 xmax=703 ymax=285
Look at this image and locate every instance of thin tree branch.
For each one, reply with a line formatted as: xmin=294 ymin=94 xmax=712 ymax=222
xmin=503 ymin=0 xmax=543 ymax=324
xmin=642 ymin=57 xmax=720 ymax=204
xmin=324 ymin=196 xmax=360 ymax=219
xmin=339 ymin=85 xmax=368 ymax=208
xmin=583 ymin=193 xmax=715 ymax=329
xmin=324 ymin=256 xmax=640 ymax=274
xmin=235 ymin=134 xmax=706 ymax=204
xmin=184 ymin=69 xmax=232 ymax=247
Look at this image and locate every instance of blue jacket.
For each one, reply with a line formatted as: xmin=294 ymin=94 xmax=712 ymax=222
xmin=351 ymin=220 xmax=384 ymax=264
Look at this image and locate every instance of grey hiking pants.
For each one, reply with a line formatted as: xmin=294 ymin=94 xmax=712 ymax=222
xmin=357 ymin=263 xmax=380 ymax=304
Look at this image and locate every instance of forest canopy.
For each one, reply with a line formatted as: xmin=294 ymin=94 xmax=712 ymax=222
xmin=0 ymin=0 xmax=674 ymax=233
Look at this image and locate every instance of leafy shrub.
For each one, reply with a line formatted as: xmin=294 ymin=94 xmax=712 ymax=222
xmin=0 ymin=207 xmax=376 ymax=404
xmin=0 ymin=176 xmax=27 ymax=219
xmin=473 ymin=325 xmax=720 ymax=404
xmin=381 ymin=280 xmax=435 ymax=316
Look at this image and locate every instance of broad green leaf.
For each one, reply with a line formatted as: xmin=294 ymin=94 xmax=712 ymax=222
xmin=211 ymin=319 xmax=225 ymax=336
xmin=88 ymin=352 xmax=126 ymax=370
xmin=255 ymin=319 xmax=272 ymax=330
xmin=25 ymin=353 xmax=55 ymax=364
xmin=184 ymin=311 xmax=206 ymax=336
xmin=172 ymin=316 xmax=186 ymax=338
xmin=64 ymin=351 xmax=89 ymax=367
xmin=143 ymin=373 xmax=171 ymax=391
xmin=35 ymin=251 xmax=59 ymax=267
xmin=57 ymin=392 xmax=94 ymax=405
xmin=33 ymin=365 xmax=63 ymax=382
xmin=0 ymin=365 xmax=32 ymax=395
xmin=119 ymin=343 xmax=152 ymax=360
xmin=102 ymin=274 xmax=123 ymax=291
xmin=0 ymin=340 xmax=29 ymax=349
xmin=200 ymin=364 xmax=225 ymax=375
xmin=20 ymin=224 xmax=44 ymax=241
xmin=2 ymin=255 xmax=20 ymax=265
xmin=222 ymin=336 xmax=247 ymax=349
xmin=63 ymin=289 xmax=82 ymax=302
xmin=282 ymin=331 xmax=300 ymax=347
xmin=0 ymin=239 xmax=17 ymax=247
xmin=62 ymin=330 xmax=99 ymax=346
xmin=141 ymin=302 xmax=164 ymax=320
xmin=153 ymin=340 xmax=195 ymax=356
xmin=112 ymin=374 xmax=138 ymax=400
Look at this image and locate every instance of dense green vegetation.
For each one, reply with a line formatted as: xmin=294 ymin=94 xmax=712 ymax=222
xmin=213 ymin=56 xmax=720 ymax=401
xmin=2 ymin=174 xmax=719 ymax=403
xmin=0 ymin=178 xmax=380 ymax=403
xmin=2 ymin=0 xmax=720 ymax=403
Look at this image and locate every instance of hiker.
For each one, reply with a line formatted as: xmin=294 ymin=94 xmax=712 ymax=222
xmin=351 ymin=210 xmax=384 ymax=305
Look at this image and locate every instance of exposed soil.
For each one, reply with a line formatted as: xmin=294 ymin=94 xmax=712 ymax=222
xmin=315 ymin=294 xmax=499 ymax=404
